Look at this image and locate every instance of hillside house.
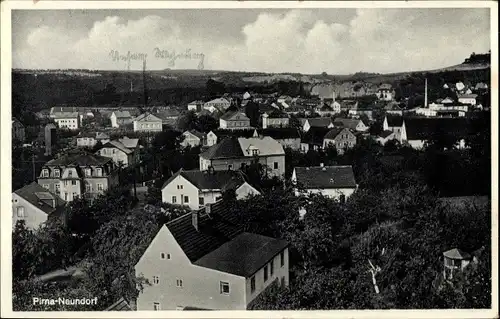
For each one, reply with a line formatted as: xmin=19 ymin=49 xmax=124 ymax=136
xmin=333 ymin=118 xmax=369 ymax=132
xmin=181 ymin=130 xmax=207 ymax=148
xmin=299 ymin=118 xmax=334 ymax=132
xmin=110 ymin=111 xmax=133 ymax=128
xmin=12 ymin=182 xmax=66 ymax=230
xmin=38 ymin=152 xmax=119 ymax=202
xmin=133 ymin=113 xmax=163 ymax=132
xmin=322 ymin=127 xmax=357 ymax=154
xmin=199 ymin=136 xmax=285 ymax=177
xmin=96 ymin=137 xmax=140 ymax=167
xmin=76 ymin=132 xmax=110 ymax=148
xmin=135 ymin=200 xmax=289 ymax=310
xmin=292 ymin=165 xmax=357 ymax=201
xmin=187 ymin=101 xmax=204 ymax=112
xmin=161 ymin=169 xmax=260 ymax=210
xmin=255 ymin=128 xmax=301 ymax=150
xmin=219 ymin=111 xmax=251 ymax=130
xmin=376 ymin=84 xmax=395 ymax=101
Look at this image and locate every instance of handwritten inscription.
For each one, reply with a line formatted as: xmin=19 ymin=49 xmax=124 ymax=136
xmin=109 ymin=48 xmax=205 ymax=70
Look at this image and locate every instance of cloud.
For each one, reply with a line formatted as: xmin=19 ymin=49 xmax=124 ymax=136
xmin=13 ymin=8 xmax=490 ymax=74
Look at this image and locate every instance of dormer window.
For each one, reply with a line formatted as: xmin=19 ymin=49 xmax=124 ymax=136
xmin=85 ymin=168 xmax=91 ymax=177
xmin=96 ymin=168 xmax=102 ymax=177
xmin=54 ymin=169 xmax=60 ymax=178
xmin=252 ymin=149 xmax=259 ymax=156
xmin=42 ymin=169 xmax=49 ymax=178
xmin=68 ymin=170 xmax=73 ymax=178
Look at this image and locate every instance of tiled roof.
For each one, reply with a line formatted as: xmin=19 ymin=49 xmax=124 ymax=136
xmin=205 ymin=97 xmax=230 ymax=104
xmin=333 ymin=118 xmax=362 ymax=130
xmin=200 ymin=137 xmax=244 ymax=159
xmin=14 ymin=182 xmax=66 ymax=215
xmin=266 ymin=109 xmax=289 ymax=118
xmin=323 ymin=127 xmax=346 ymax=140
xmin=45 ymin=152 xmax=112 ymax=166
xmin=256 ymin=128 xmax=300 ymax=139
xmin=301 ymin=117 xmax=332 ymax=128
xmin=112 ymin=111 xmax=131 ymax=118
xmin=53 ymin=112 xmax=79 ymax=119
xmin=211 ymin=129 xmax=255 ymax=140
xmin=50 ymin=107 xmax=79 ymax=114
xmin=193 ymin=232 xmax=289 ymax=277
xmin=166 ymin=200 xmax=243 ymax=262
xmin=238 ymin=137 xmax=285 ymax=156
xmin=185 ymin=130 xmax=206 ymax=139
xmin=119 ymin=137 xmax=139 ymax=149
xmin=101 ymin=140 xmax=134 ymax=154
xmin=134 ymin=113 xmax=162 ymax=122
xmin=162 ymin=169 xmax=245 ymax=191
xmin=379 ymin=130 xmax=395 ymax=138
xmin=300 ymin=127 xmax=331 ymax=145
xmin=220 ymin=110 xmax=250 ymax=121
xmin=294 ymin=165 xmax=357 ymax=189
xmin=443 ymin=248 xmax=471 ymax=260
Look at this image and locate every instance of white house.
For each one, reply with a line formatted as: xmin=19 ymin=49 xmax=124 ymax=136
xmin=110 ymin=111 xmax=133 ymax=128
xmin=97 ymin=137 xmax=140 ymax=167
xmin=53 ymin=112 xmax=80 ymax=130
xmin=206 ymin=131 xmax=218 ymax=147
xmin=204 ymin=98 xmax=232 ymax=113
xmin=383 ymin=115 xmax=406 ymax=143
xmin=181 ymin=130 xmax=206 ymax=148
xmin=291 ymin=165 xmax=357 ymax=201
xmin=76 ymin=132 xmax=110 ymax=148
xmin=12 ymin=182 xmax=66 ymax=230
xmin=458 ymin=94 xmax=478 ymax=106
xmin=187 ymin=101 xmax=204 ymax=112
xmin=135 ymin=200 xmax=289 ymax=310
xmin=219 ymin=111 xmax=251 ymax=130
xmin=133 ymin=113 xmax=163 ymax=132
xmin=161 ymin=169 xmax=260 ymax=210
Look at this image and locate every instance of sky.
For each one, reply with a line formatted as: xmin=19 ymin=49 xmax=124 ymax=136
xmin=12 ymin=8 xmax=491 ymax=74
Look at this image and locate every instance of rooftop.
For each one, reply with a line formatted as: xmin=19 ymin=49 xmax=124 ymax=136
xmin=443 ymin=248 xmax=471 ymax=260
xmin=45 ymin=152 xmax=113 ymax=166
xmin=294 ymin=165 xmax=357 ymax=189
xmin=162 ymin=169 xmax=246 ymax=191
xmin=14 ymin=182 xmax=66 ymax=215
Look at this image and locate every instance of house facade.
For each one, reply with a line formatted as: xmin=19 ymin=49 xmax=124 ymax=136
xmin=133 ymin=113 xmax=163 ymax=132
xmin=97 ymin=137 xmax=140 ymax=167
xmin=199 ymin=137 xmax=285 ymax=178
xmin=12 ymin=117 xmax=25 ymax=142
xmin=206 ymin=131 xmax=218 ymax=147
xmin=299 ymin=118 xmax=334 ymax=132
xmin=181 ymin=130 xmax=206 ymax=148
xmin=219 ymin=111 xmax=251 ymax=130
xmin=161 ymin=169 xmax=260 ymax=210
xmin=383 ymin=115 xmax=406 ymax=142
xmin=12 ymin=182 xmax=66 ymax=230
xmin=292 ymin=165 xmax=357 ymax=200
xmin=261 ymin=112 xmax=290 ymax=129
xmin=76 ymin=132 xmax=110 ymax=148
xmin=376 ymin=84 xmax=395 ymax=101
xmin=110 ymin=111 xmax=133 ymax=128
xmin=204 ymin=98 xmax=232 ymax=113
xmin=37 ymin=152 xmax=119 ymax=202
xmin=457 ymin=94 xmax=478 ymax=106
xmin=135 ymin=200 xmax=289 ymax=310
xmin=333 ymin=118 xmax=369 ymax=132
xmin=322 ymin=128 xmax=357 ymax=155
xmin=187 ymin=101 xmax=204 ymax=112
xmin=54 ymin=112 xmax=80 ymax=130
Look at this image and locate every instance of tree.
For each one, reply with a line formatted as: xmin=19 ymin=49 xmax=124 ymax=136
xmin=244 ymin=100 xmax=261 ymax=127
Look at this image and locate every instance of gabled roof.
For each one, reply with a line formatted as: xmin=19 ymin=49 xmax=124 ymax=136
xmin=119 ymin=137 xmax=139 ymax=149
xmin=162 ymin=169 xmax=246 ymax=191
xmin=294 ymin=165 xmax=357 ymax=189
xmin=256 ymin=128 xmax=300 ymax=139
xmin=45 ymin=152 xmax=112 ymax=166
xmin=300 ymin=127 xmax=331 ymax=145
xmin=14 ymin=182 xmax=66 ymax=215
xmin=378 ymin=83 xmax=393 ymax=90
xmin=266 ymin=109 xmax=289 ymax=118
xmin=333 ymin=118 xmax=364 ymax=130
xmin=193 ymin=232 xmax=289 ymax=277
xmin=220 ymin=110 xmax=250 ymax=121
xmin=200 ymin=137 xmax=244 ymax=159
xmin=166 ymin=200 xmax=243 ymax=262
xmin=50 ymin=106 xmax=79 ymax=114
xmin=134 ymin=113 xmax=162 ymax=122
xmin=299 ymin=117 xmax=333 ymax=128
xmin=184 ymin=130 xmax=206 ymax=139
xmin=101 ymin=140 xmax=134 ymax=154
xmin=205 ymin=97 xmax=231 ymax=104
xmin=379 ymin=130 xmax=395 ymax=138
xmin=238 ymin=137 xmax=285 ymax=156
xmin=112 ymin=111 xmax=131 ymax=118
xmin=443 ymin=248 xmax=471 ymax=260
xmin=53 ymin=112 xmax=79 ymax=119
xmin=324 ymin=127 xmax=349 ymax=140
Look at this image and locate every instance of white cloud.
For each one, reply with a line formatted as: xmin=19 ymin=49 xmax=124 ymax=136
xmin=13 ymin=9 xmax=490 ymax=74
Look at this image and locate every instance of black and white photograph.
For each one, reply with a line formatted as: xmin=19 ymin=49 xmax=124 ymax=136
xmin=1 ymin=1 xmax=497 ymax=317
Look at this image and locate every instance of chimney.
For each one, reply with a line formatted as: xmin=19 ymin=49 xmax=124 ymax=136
xmin=424 ymin=78 xmax=428 ymax=108
xmin=320 ymin=163 xmax=324 ymax=168
xmin=206 ymin=203 xmax=212 ymax=214
xmin=192 ymin=210 xmax=199 ymax=231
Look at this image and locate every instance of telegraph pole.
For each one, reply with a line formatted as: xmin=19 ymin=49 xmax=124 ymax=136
xmin=32 ymin=152 xmax=36 ymax=181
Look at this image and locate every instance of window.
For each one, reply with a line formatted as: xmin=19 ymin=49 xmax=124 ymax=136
xmin=228 ymin=164 xmax=233 ymax=170
xmin=54 ymin=170 xmax=60 ymax=177
xmin=172 ymin=196 xmax=177 ymax=204
xmin=273 ymin=162 xmax=278 ymax=169
xmin=97 ymin=183 xmax=103 ymax=191
xmin=280 ymin=251 xmax=285 ymax=267
xmin=176 ymin=279 xmax=183 ymax=287
xmin=16 ymin=206 xmax=25 ymax=218
xmin=85 ymin=168 xmax=91 ymax=177
xmin=199 ymin=197 xmax=204 ymax=205
xmin=153 ymin=302 xmax=161 ymax=311
xmin=96 ymin=168 xmax=102 ymax=177
xmin=250 ymin=276 xmax=256 ymax=293
xmin=42 ymin=184 xmax=49 ymax=190
xmin=64 ymin=193 xmax=68 ymax=201
xmin=184 ymin=196 xmax=189 ymax=203
xmin=68 ymin=170 xmax=73 ymax=178
xmin=167 ymin=253 xmax=171 ymax=259
xmin=220 ymin=281 xmax=230 ymax=295
xmin=42 ymin=169 xmax=49 ymax=177
xmin=85 ymin=183 xmax=92 ymax=192
xmin=177 ymin=185 xmax=183 ymax=190
xmin=55 ymin=184 xmax=60 ymax=193
xmin=252 ymin=149 xmax=259 ymax=156
xmin=71 ymin=180 xmax=77 ymax=185
xmin=152 ymin=276 xmax=160 ymax=285
xmin=264 ymin=265 xmax=269 ymax=282
xmin=112 ymin=149 xmax=116 ymax=154
xmin=160 ymin=253 xmax=166 ymax=259
xmin=270 ymin=260 xmax=274 ymax=276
